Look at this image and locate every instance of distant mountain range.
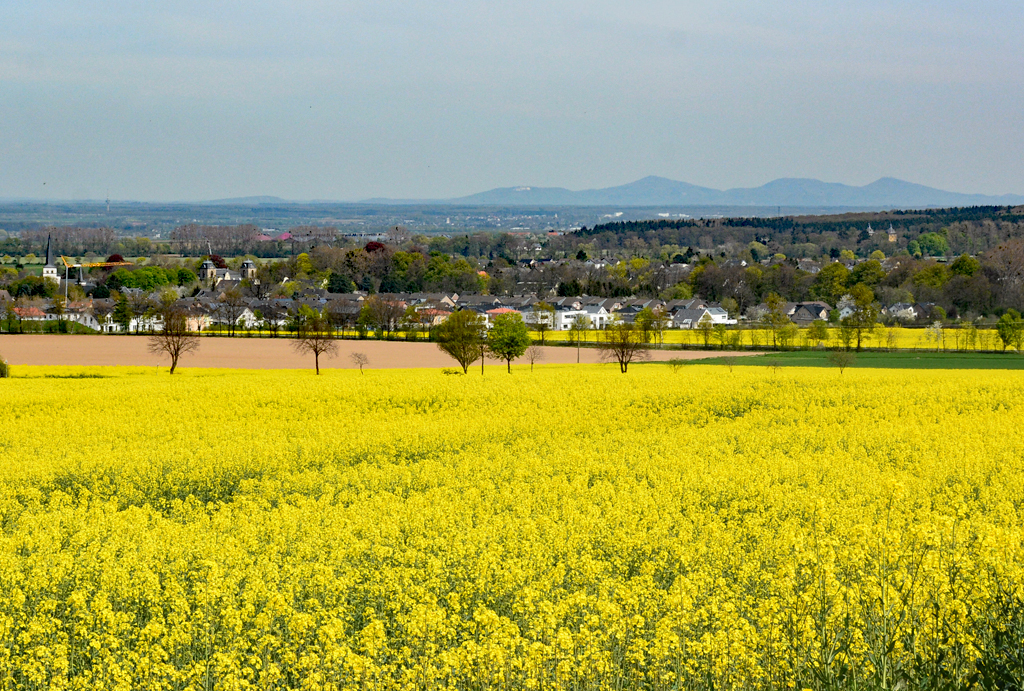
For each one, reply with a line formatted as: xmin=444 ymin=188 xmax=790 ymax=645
xmin=364 ymin=176 xmax=1024 ymax=208
xmin=202 ymin=195 xmax=290 ymax=205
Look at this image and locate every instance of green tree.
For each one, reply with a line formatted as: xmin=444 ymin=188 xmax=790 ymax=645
xmin=487 ymin=313 xmax=532 ymax=373
xmin=635 ymin=307 xmax=656 ymax=344
xmin=806 ymin=320 xmax=830 ymax=347
xmin=841 ymin=283 xmax=880 ymax=351
xmin=912 ymin=264 xmax=951 ymax=289
xmin=950 ymin=254 xmax=980 ymax=277
xmin=812 ymin=263 xmax=850 ymax=305
xmin=327 ymin=271 xmax=356 ymax=294
xmin=176 ymin=267 xmax=198 ymax=286
xmin=721 ymin=297 xmax=739 ymax=319
xmin=762 ymin=293 xmax=791 ymax=350
xmin=917 ymin=232 xmax=950 ymax=257
xmin=696 ymin=313 xmax=714 ymax=349
xmin=827 ymin=348 xmax=856 ymax=373
xmin=997 ymin=310 xmax=1023 ymax=352
xmin=435 ymin=310 xmax=486 ymax=373
xmin=850 ymin=260 xmax=885 ymax=287
xmin=667 ymin=282 xmax=693 ymax=300
xmin=113 ymin=293 xmax=133 ymax=333
xmin=713 ymin=323 xmax=728 ymax=350
xmin=778 ymin=323 xmax=800 ymax=350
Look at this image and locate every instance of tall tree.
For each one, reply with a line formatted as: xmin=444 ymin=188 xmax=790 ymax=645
xmin=696 ymin=313 xmax=714 ymax=349
xmin=113 ymin=293 xmax=133 ymax=333
xmin=761 ymin=293 xmax=791 ymax=350
xmin=292 ymin=314 xmax=337 ymax=374
xmin=435 ymin=310 xmax=485 ymax=374
xmin=841 ymin=283 xmax=880 ymax=351
xmin=598 ymin=320 xmax=648 ymax=373
xmin=218 ymin=288 xmax=247 ymax=336
xmin=529 ymin=301 xmax=555 ymax=344
xmin=148 ymin=308 xmax=200 ymax=374
xmin=812 ymin=262 xmax=850 ymax=306
xmin=635 ymin=307 xmax=656 ymax=343
xmin=569 ymin=313 xmax=592 ymax=363
xmin=997 ymin=309 xmax=1023 ymax=352
xmin=487 ymin=313 xmax=532 ymax=373
xmin=361 ymin=295 xmax=406 ymax=339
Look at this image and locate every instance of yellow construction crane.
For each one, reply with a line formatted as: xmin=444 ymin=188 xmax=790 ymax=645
xmin=59 ymin=256 xmax=134 ymax=300
xmin=60 ymin=256 xmax=133 ymax=270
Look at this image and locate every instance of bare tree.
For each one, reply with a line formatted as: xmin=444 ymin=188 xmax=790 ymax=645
xmin=525 ymin=344 xmax=544 ymax=372
xmin=598 ymin=321 xmax=649 ymax=373
xmin=127 ymin=291 xmax=152 ymax=333
xmin=350 ymin=351 xmax=369 ymax=373
xmin=385 ymin=224 xmax=412 ymax=245
xmin=217 ymin=288 xmax=248 ymax=336
xmin=242 ymin=277 xmax=271 ymax=300
xmin=827 ymin=348 xmax=856 ymax=374
xmin=362 ymin=295 xmax=406 ymax=339
xmin=92 ymin=299 xmax=115 ymax=333
xmin=529 ymin=302 xmax=555 ymax=344
xmin=148 ymin=309 xmax=200 ymax=374
xmin=292 ymin=315 xmax=338 ymax=375
xmin=569 ymin=313 xmax=591 ymax=363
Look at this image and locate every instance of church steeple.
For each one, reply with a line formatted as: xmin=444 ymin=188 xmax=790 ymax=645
xmin=42 ymin=234 xmax=60 ymax=285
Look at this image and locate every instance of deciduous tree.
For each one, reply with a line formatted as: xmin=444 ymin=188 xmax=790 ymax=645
xmin=841 ymin=283 xmax=880 ymax=351
xmin=525 ymin=344 xmax=544 ymax=372
xmin=762 ymin=293 xmax=791 ymax=350
xmin=827 ymin=348 xmax=856 ymax=373
xmin=598 ymin=320 xmax=648 ymax=373
xmin=362 ymin=295 xmax=406 ymax=339
xmin=292 ymin=314 xmax=337 ymax=374
xmin=530 ymin=302 xmax=555 ymax=344
xmin=997 ymin=309 xmax=1023 ymax=352
xmin=147 ymin=309 xmax=200 ymax=374
xmin=569 ymin=313 xmax=591 ymax=363
xmin=435 ymin=310 xmax=485 ymax=374
xmin=350 ymin=352 xmax=369 ymax=373
xmin=487 ymin=313 xmax=532 ymax=373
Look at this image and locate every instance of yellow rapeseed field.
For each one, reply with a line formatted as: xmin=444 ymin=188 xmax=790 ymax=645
xmin=1 ymin=364 xmax=1023 ymax=690
xmin=540 ymin=326 xmax=1007 ymax=351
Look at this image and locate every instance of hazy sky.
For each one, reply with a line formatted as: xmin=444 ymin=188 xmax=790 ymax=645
xmin=2 ymin=1 xmax=1022 ymax=201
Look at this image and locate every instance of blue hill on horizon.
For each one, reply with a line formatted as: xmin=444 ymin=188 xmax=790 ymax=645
xmin=364 ymin=176 xmax=1024 ymax=208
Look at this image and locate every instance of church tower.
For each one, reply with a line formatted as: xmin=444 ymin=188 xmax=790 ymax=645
xmin=241 ymin=259 xmax=257 ymax=281
xmin=42 ymin=234 xmax=60 ymax=285
xmin=200 ymin=260 xmax=217 ymax=282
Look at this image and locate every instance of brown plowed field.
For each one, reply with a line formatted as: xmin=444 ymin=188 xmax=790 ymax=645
xmin=0 ymin=334 xmax=755 ymax=370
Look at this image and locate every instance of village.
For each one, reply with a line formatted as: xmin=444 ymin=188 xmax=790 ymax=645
xmin=0 ymin=234 xmax=956 ymax=342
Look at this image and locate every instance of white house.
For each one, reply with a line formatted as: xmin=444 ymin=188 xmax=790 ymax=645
xmin=671 ymin=307 xmax=737 ymax=329
xmin=553 ymin=308 xmax=587 ymax=331
xmin=581 ymin=305 xmax=610 ymax=329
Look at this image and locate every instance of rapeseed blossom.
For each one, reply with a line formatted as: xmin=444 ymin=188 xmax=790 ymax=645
xmin=0 ymin=364 xmax=1022 ymax=689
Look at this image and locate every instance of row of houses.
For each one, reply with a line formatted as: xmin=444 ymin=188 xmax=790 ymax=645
xmin=9 ymin=284 xmax=960 ymax=335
